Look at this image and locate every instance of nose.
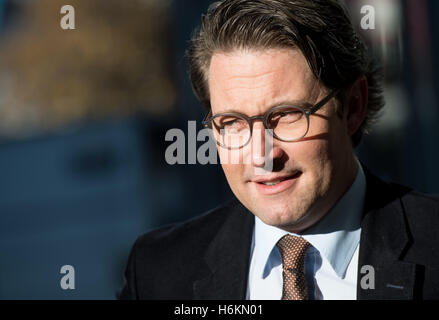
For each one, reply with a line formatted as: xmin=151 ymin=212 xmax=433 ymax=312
xmin=250 ymin=122 xmax=283 ymax=169
xmin=251 ymin=122 xmax=266 ymax=167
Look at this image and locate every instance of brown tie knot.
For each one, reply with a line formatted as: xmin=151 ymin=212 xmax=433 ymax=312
xmin=276 ymin=235 xmax=311 ymax=300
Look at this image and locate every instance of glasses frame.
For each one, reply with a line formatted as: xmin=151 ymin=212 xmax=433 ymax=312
xmin=202 ymin=88 xmax=340 ymax=149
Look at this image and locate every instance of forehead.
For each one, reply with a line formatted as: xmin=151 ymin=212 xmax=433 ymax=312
xmin=208 ymin=48 xmax=318 ymax=114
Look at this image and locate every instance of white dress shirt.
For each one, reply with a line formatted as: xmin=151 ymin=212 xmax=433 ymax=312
xmin=246 ymin=161 xmax=366 ymax=300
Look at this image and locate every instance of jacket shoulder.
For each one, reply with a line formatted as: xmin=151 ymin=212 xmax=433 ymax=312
xmin=118 ymin=198 xmax=251 ymax=299
xmin=398 ymin=188 xmax=439 ymax=265
xmin=399 ymin=188 xmax=439 ymax=228
xmin=400 ymin=188 xmax=439 ymax=210
xmin=134 ymin=198 xmax=243 ymax=253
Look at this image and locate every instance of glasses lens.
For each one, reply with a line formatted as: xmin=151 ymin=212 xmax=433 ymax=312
xmin=212 ymin=115 xmax=250 ymax=148
xmin=268 ymin=106 xmax=308 ymax=141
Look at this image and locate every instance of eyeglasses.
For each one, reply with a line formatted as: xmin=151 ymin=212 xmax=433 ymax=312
xmin=202 ymin=89 xmax=340 ymax=149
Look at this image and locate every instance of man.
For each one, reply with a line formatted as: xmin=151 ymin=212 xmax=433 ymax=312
xmin=119 ymin=0 xmax=439 ymax=299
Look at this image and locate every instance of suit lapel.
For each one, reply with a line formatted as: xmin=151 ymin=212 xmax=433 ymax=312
xmin=357 ymin=168 xmax=417 ymax=299
xmin=193 ymin=201 xmax=254 ymax=299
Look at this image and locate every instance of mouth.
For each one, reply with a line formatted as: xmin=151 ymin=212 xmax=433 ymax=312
xmin=252 ymin=171 xmax=302 ymax=195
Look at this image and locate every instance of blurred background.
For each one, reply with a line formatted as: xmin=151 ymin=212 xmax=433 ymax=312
xmin=0 ymin=0 xmax=437 ymax=299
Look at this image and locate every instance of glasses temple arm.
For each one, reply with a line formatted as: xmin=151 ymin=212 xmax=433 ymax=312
xmin=308 ymin=89 xmax=341 ymax=114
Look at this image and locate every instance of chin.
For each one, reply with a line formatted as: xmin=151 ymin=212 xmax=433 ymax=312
xmin=252 ymin=200 xmax=307 ymax=228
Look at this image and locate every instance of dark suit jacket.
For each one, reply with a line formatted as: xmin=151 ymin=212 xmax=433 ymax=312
xmin=118 ymin=169 xmax=439 ymax=299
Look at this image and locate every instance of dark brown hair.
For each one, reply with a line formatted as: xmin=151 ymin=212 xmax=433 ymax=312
xmin=187 ymin=0 xmax=385 ymax=147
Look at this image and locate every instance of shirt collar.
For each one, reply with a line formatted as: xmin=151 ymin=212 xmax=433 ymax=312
xmin=252 ymin=160 xmax=366 ymax=279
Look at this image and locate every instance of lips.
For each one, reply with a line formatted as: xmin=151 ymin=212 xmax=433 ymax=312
xmin=258 ymin=176 xmax=291 ymax=186
xmin=252 ymin=171 xmax=302 ymax=195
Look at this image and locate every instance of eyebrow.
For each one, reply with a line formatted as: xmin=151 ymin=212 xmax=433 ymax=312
xmin=214 ymin=99 xmax=312 ymax=116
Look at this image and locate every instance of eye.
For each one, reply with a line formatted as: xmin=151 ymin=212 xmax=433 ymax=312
xmin=215 ymin=116 xmax=247 ymax=132
xmin=222 ymin=119 xmax=240 ymax=127
xmin=270 ymin=108 xmax=304 ymax=124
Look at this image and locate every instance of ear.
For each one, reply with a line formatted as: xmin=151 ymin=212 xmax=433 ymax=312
xmin=343 ymin=75 xmax=368 ymax=137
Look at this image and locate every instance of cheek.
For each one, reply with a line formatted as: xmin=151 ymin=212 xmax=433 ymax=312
xmin=283 ymin=139 xmax=333 ymax=192
xmin=284 ymin=139 xmax=331 ymax=168
xmin=220 ymin=163 xmax=245 ymax=197
xmin=290 ymin=113 xmax=345 ymax=168
xmin=217 ymin=147 xmax=245 ymax=185
xmin=217 ymin=143 xmax=253 ymax=170
xmin=221 ymin=162 xmax=239 ymax=176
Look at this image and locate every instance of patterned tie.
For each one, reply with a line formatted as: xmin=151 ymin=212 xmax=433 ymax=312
xmin=276 ymin=235 xmax=311 ymax=300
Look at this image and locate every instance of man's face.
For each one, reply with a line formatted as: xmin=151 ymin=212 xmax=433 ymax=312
xmin=208 ymin=48 xmax=357 ymax=233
